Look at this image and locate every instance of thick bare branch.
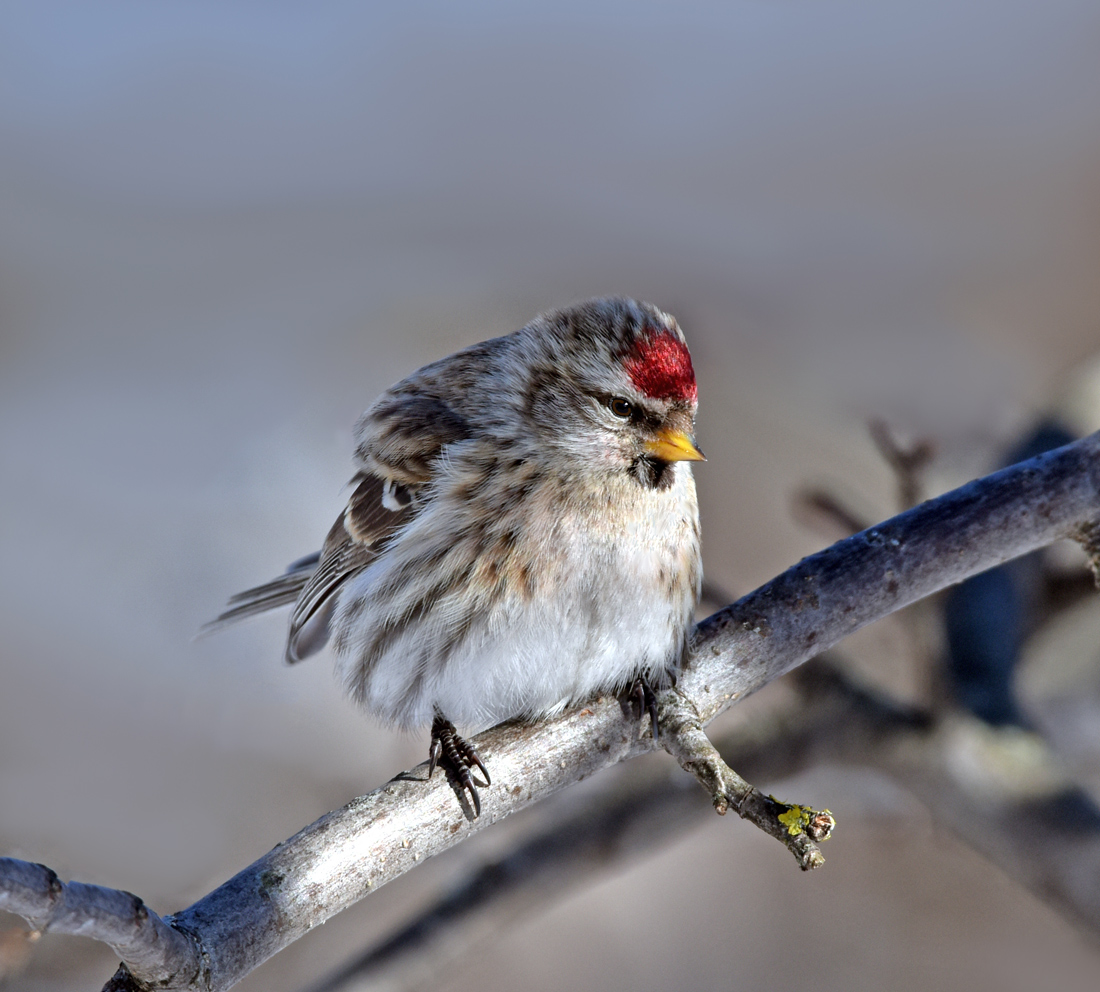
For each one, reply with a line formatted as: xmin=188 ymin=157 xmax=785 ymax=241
xmin=306 ymin=657 xmax=1100 ymax=992
xmin=3 ymin=431 xmax=1098 ymax=991
xmin=300 ymin=663 xmax=903 ymax=992
xmin=300 ymin=765 xmax=716 ymax=992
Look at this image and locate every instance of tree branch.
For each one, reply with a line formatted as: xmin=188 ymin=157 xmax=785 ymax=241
xmin=304 ymin=655 xmax=1100 ymax=992
xmin=2 ymin=431 xmax=1098 ymax=991
xmin=297 ymin=660 xmax=875 ymax=992
xmin=0 ymin=859 xmax=201 ymax=987
xmin=300 ymin=761 xmax=719 ymax=992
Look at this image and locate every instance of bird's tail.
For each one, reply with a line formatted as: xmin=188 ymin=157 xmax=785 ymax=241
xmin=200 ymin=552 xmax=321 ymax=636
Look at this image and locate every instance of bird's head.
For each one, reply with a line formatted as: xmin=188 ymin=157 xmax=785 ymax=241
xmin=516 ymin=297 xmax=703 ymax=488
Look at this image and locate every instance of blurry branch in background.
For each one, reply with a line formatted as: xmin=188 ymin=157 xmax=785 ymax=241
xmin=868 ymin=419 xmax=936 ymax=511
xmin=797 ymin=420 xmax=932 ymax=539
xmin=2 ymin=432 xmax=1099 ymax=992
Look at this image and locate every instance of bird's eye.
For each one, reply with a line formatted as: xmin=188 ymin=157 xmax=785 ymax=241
xmin=608 ymin=397 xmax=634 ymax=419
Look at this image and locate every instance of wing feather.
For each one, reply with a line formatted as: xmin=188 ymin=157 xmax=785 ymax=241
xmin=207 ymin=388 xmax=472 ymax=662
xmin=285 ymin=472 xmax=416 ymax=662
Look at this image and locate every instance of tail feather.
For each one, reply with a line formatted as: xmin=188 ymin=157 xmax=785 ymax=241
xmin=200 ymin=552 xmax=320 ymax=637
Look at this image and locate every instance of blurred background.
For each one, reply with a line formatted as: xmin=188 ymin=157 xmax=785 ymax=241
xmin=3 ymin=2 xmax=1100 ymax=990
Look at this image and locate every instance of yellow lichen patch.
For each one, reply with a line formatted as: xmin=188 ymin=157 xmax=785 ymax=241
xmin=777 ymin=804 xmax=813 ymax=836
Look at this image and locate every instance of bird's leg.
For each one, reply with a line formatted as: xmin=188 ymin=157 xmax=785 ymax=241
xmin=629 ymin=673 xmax=660 ymax=741
xmin=429 ymin=711 xmax=491 ymax=817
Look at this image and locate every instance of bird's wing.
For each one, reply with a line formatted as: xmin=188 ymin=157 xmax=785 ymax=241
xmin=283 ymin=387 xmax=475 ymax=661
xmin=207 ymin=388 xmax=473 ymax=662
xmin=354 ymin=392 xmax=475 ymax=483
xmin=283 ymin=470 xmax=419 ymax=662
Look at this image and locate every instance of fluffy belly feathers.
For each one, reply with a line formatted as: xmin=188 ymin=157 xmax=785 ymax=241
xmin=331 ymin=465 xmax=700 ymax=731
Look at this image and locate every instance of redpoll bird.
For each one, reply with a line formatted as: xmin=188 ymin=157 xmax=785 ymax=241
xmin=209 ymin=297 xmax=703 ymax=814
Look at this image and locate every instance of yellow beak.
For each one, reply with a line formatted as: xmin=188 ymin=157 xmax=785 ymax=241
xmin=645 ymin=427 xmax=706 ymax=463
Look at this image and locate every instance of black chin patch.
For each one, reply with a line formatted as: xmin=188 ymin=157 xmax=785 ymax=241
xmin=630 ymin=455 xmax=675 ymax=490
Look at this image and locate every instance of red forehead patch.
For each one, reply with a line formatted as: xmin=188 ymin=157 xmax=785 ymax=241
xmin=625 ymin=331 xmax=697 ymax=402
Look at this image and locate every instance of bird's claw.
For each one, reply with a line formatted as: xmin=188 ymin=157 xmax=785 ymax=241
xmin=629 ymin=674 xmax=660 ymax=741
xmin=429 ymin=714 xmax=491 ymax=817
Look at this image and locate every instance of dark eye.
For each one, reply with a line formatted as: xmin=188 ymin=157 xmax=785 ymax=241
xmin=608 ymin=397 xmax=634 ymax=419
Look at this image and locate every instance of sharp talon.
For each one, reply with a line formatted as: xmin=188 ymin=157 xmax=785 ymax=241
xmin=471 ymin=753 xmax=491 ymax=787
xmin=454 ymin=763 xmax=481 ymax=817
xmin=428 ymin=738 xmax=441 ymax=779
xmin=458 ymin=738 xmax=491 ymax=786
xmin=627 ymin=674 xmax=660 ymax=740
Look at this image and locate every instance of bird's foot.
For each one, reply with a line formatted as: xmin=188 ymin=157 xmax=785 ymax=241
xmin=628 ymin=673 xmax=660 ymax=741
xmin=429 ymin=714 xmax=491 ymax=817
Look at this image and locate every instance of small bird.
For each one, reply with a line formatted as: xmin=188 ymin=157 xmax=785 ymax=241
xmin=208 ymin=297 xmax=703 ymax=814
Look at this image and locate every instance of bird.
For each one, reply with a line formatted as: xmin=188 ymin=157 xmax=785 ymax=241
xmin=207 ymin=297 xmax=704 ymax=815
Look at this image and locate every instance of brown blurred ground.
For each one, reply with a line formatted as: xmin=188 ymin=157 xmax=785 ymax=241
xmin=2 ymin=3 xmax=1100 ymax=990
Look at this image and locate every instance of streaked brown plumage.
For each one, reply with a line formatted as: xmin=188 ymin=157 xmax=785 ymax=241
xmin=209 ymin=297 xmax=703 ymax=814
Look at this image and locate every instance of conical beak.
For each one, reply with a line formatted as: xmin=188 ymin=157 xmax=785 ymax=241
xmin=645 ymin=427 xmax=706 ymax=462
